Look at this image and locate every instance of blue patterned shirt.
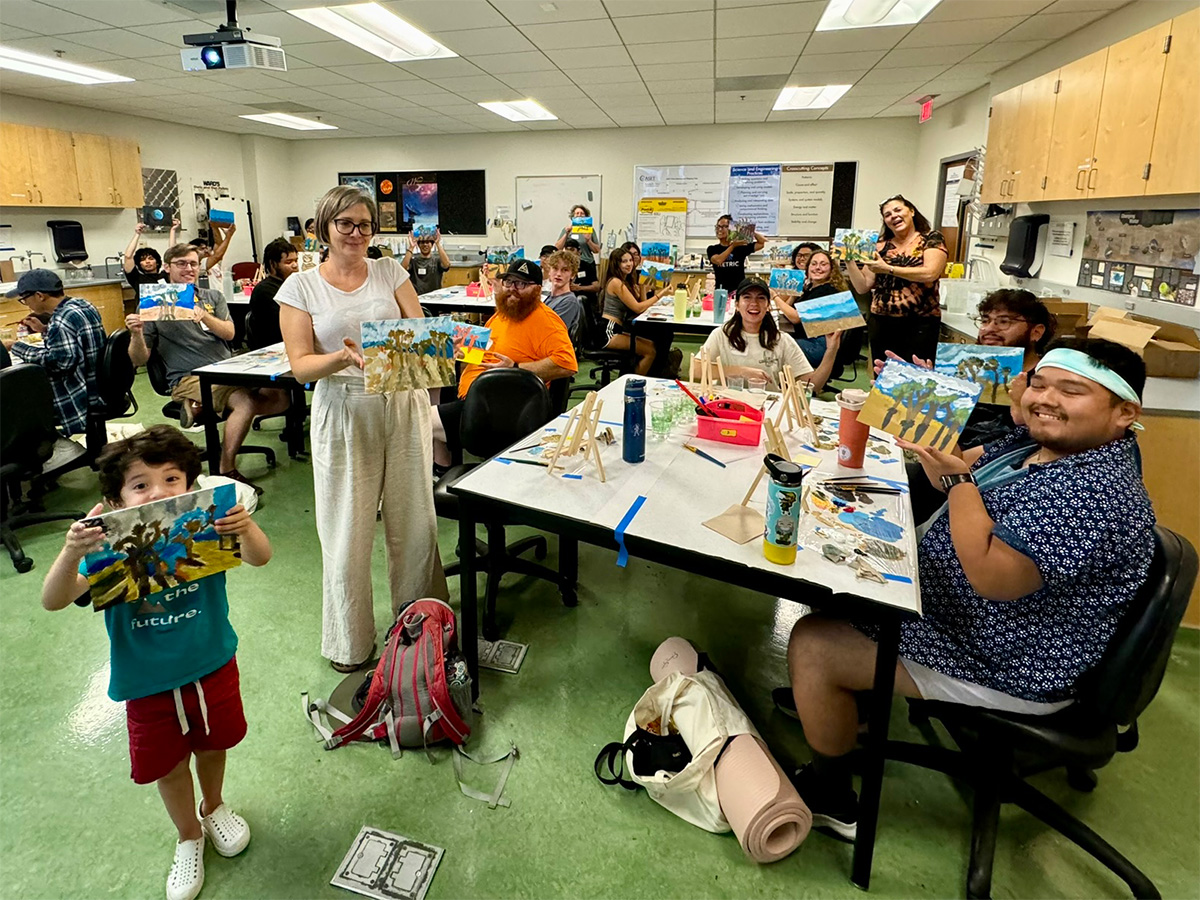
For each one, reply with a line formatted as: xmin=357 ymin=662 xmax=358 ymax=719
xmin=901 ymin=428 xmax=1155 ymax=702
xmin=11 ymin=297 xmax=106 ymax=435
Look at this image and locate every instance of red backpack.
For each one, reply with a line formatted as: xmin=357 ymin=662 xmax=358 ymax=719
xmin=307 ymin=598 xmax=473 ymax=757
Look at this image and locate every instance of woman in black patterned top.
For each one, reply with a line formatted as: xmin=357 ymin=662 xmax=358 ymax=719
xmin=846 ymin=195 xmax=948 ymax=369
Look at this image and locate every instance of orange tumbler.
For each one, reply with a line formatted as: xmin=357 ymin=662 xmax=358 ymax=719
xmin=836 ymin=389 xmax=870 ymax=469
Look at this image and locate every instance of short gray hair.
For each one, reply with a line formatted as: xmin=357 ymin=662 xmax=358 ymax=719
xmin=313 ymin=185 xmax=377 ymax=243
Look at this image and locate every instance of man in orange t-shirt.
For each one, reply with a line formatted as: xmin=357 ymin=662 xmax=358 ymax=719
xmin=432 ymin=259 xmax=577 ymax=473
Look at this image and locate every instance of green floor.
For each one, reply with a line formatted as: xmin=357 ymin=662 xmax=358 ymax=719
xmin=2 ymin=363 xmax=1198 ymax=900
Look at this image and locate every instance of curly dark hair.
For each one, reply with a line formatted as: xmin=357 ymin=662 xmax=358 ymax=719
xmin=977 ymin=289 xmax=1056 ymax=353
xmin=97 ymin=425 xmax=203 ymax=503
xmin=878 ymin=194 xmax=932 ymax=240
xmin=1042 ymin=336 xmax=1147 ymax=402
xmin=133 ymin=247 xmax=161 ymax=270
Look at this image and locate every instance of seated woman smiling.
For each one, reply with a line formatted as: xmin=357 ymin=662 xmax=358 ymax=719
xmin=700 ymin=277 xmax=840 ymax=393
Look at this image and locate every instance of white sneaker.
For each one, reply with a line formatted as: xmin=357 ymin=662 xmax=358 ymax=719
xmin=199 ymin=803 xmax=251 ymax=857
xmin=166 ymin=836 xmax=205 ymax=900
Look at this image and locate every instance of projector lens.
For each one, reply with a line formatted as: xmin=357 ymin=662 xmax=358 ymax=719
xmin=200 ymin=46 xmax=224 ymax=69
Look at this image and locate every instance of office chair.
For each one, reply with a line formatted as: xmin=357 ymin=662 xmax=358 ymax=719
xmin=887 ymin=526 xmax=1198 ymax=899
xmin=827 ymin=326 xmax=866 ymax=387
xmin=1 ymin=364 xmax=85 ymax=572
xmin=230 ymin=262 xmax=258 ymax=283
xmin=569 ymin=298 xmax=627 ymax=401
xmin=433 ymin=367 xmax=578 ymax=641
xmin=145 ymin=349 xmax=276 ymax=468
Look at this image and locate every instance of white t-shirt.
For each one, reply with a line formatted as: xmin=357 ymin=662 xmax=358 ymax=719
xmin=700 ymin=327 xmax=813 ymax=389
xmin=275 ymin=256 xmax=409 ymax=379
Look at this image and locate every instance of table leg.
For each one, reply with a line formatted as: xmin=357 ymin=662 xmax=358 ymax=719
xmin=459 ymin=501 xmax=480 ymax=700
xmin=287 ymin=384 xmax=307 ymax=459
xmin=559 ymin=536 xmax=578 ymax=607
xmin=852 ymin=615 xmax=901 ymax=890
xmin=198 ymin=377 xmax=221 ymax=475
xmin=626 ymin=318 xmax=640 ymax=372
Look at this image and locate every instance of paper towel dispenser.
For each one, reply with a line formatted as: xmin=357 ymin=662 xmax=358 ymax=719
xmin=999 ymin=214 xmax=1050 ymax=278
xmin=46 ymin=220 xmax=88 ymax=264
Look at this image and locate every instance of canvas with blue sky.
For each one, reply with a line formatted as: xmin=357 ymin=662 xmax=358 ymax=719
xmin=795 ymin=289 xmax=865 ymax=336
xmin=859 ymin=359 xmax=982 ymax=449
xmin=935 ymin=343 xmax=1025 ymax=406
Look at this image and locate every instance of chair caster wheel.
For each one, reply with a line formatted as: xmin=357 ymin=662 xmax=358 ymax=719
xmin=535 ymin=542 xmax=547 ymax=561
xmin=561 ymin=589 xmax=577 ymax=608
xmin=1067 ymin=766 xmax=1098 ymax=793
xmin=14 ymin=557 xmax=33 ymax=573
xmin=252 ymin=421 xmax=262 ymax=431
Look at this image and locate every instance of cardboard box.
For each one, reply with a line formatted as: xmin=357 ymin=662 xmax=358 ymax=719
xmin=1086 ymin=311 xmax=1200 ymax=379
xmin=0 ymin=259 xmax=15 ymax=283
xmin=1043 ymin=298 xmax=1089 ymax=338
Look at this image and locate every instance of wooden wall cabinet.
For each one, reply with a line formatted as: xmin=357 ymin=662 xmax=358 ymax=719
xmin=980 ymin=86 xmax=1022 ymax=203
xmin=1042 ymin=49 xmax=1108 ymax=201
xmin=1146 ymin=7 xmax=1200 ymax=195
xmin=0 ymin=123 xmax=142 ymax=209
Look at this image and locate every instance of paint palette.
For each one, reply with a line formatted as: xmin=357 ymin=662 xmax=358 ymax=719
xmin=798 ymin=482 xmax=913 ymax=584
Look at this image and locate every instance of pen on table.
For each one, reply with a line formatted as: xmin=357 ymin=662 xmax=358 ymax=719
xmin=683 ymin=444 xmax=726 ymax=468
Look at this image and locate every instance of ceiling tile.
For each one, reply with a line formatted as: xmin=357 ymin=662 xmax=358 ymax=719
xmin=629 ymin=40 xmax=713 ymax=64
xmin=615 ymin=11 xmax=713 ymax=44
xmin=715 ymin=56 xmax=796 ymax=77
xmin=227 ymin=11 xmax=335 ymax=44
xmin=918 ymin=76 xmax=990 ymax=94
xmin=717 ymin=0 xmax=799 ymax=6
xmin=285 ymin=40 xmax=387 ymax=67
xmin=638 ymin=61 xmax=714 ymax=82
xmin=792 ymin=48 xmax=885 ymax=72
xmin=501 ymin=69 xmax=575 ymax=87
xmin=962 ymin=40 xmax=1050 ymax=63
xmin=607 ymin=109 xmax=666 ymax=126
xmin=765 ymin=108 xmax=824 ymax=121
xmin=0 ymin=25 xmax=37 ymax=39
xmin=716 ymin=1 xmax=823 ymax=36
xmin=663 ymin=110 xmax=714 ymax=125
xmin=129 ymin=19 xmax=220 ymax=43
xmin=326 ymin=63 xmax=421 ymax=83
xmin=819 ymin=98 xmax=889 ymax=117
xmin=378 ymin=0 xmax=510 ymax=32
xmin=524 ymin=83 xmax=587 ymax=100
xmin=999 ymin=9 xmax=1111 ymax=42
xmin=604 ymin=0 xmax=714 ymax=15
xmin=583 ymin=64 xmax=643 ymax=84
xmin=715 ymin=88 xmax=776 ymax=103
xmin=546 ymin=46 xmax=633 ymax=68
xmin=1042 ymin=0 xmax=1130 ymax=13
xmin=271 ymin=67 xmax=353 ymax=87
xmin=588 ymin=84 xmax=655 ymax=104
xmin=651 ymin=78 xmax=714 ymax=94
xmin=803 ymin=25 xmax=911 ymax=54
xmin=369 ymin=94 xmax=422 ymax=110
xmin=439 ymin=25 xmax=535 ymax=55
xmin=716 ymin=34 xmax=804 ymax=60
xmin=876 ymin=102 xmax=922 ymax=118
xmin=471 ymin=51 xmax=558 ymax=74
xmin=427 ymin=74 xmax=514 ymax=92
xmin=258 ymin=85 xmax=344 ymax=102
xmin=397 ymin=58 xmax=484 ymax=78
xmin=39 ymin=0 xmax=196 ymax=27
xmin=521 ymin=19 xmax=622 ymax=47
xmin=313 ymin=82 xmax=397 ymax=101
xmin=842 ymin=83 xmax=923 ymax=99
xmin=877 ymin=44 xmax=979 ymax=68
xmin=925 ymin=0 xmax=1049 ymax=22
xmin=858 ymin=65 xmax=947 ymax=85
xmin=63 ymin=28 xmax=179 ymax=58
xmin=489 ymin=0 xmax=609 ymax=25
xmin=0 ymin=0 xmax=109 ymax=34
xmin=897 ymin=16 xmax=1024 ymax=48
xmin=716 ymin=110 xmax=768 ymax=123
xmin=1 ymin=36 xmax=121 ymax=64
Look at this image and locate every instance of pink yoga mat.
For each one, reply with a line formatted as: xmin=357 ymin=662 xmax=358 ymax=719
xmin=650 ymin=636 xmax=700 ymax=681
xmin=715 ymin=734 xmax=811 ymax=864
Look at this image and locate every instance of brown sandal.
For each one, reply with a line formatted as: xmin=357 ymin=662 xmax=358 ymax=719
xmin=330 ymin=645 xmax=376 ymax=673
xmin=220 ymin=468 xmax=264 ymax=497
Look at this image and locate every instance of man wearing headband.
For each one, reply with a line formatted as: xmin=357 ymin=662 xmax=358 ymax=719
xmin=775 ymin=338 xmax=1154 ymax=843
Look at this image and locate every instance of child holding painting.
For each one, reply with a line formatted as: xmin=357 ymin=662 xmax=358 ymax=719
xmin=40 ymin=425 xmax=271 ymax=900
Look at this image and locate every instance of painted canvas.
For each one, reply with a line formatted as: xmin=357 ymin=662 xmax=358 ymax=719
xmin=339 ymin=173 xmax=376 ymax=197
xmin=362 ymin=315 xmax=457 ymax=393
xmin=769 ymin=268 xmax=805 ymax=295
xmin=138 ymin=283 xmax=195 ymax=321
xmin=831 ymin=228 xmax=881 ymax=263
xmin=795 ymin=290 xmax=865 ymax=337
xmin=859 ymin=359 xmax=982 ymax=449
xmin=640 ymin=259 xmax=674 ymax=281
xmin=641 ymin=241 xmax=671 ymax=261
xmin=81 ymin=484 xmax=240 ymax=610
xmin=935 ymin=343 xmax=1025 ymax=406
xmin=402 ymin=180 xmax=438 ymax=236
xmin=729 ymin=218 xmax=756 ymax=243
xmin=486 ymin=246 xmax=524 ymax=265
xmin=451 ymin=321 xmax=491 ymax=365
xmin=571 ymin=216 xmax=593 ymax=235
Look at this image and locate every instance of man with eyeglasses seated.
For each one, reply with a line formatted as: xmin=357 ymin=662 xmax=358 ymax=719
xmin=126 ymin=243 xmax=289 ymax=494
xmin=430 ymin=259 xmax=577 ymax=476
xmin=777 ymin=337 xmax=1154 ymax=843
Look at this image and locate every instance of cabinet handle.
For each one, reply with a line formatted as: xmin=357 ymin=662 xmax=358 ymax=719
xmin=1075 ymin=168 xmax=1087 ymax=191
xmin=1087 ymin=167 xmax=1098 ymax=190
xmin=37 ymin=188 xmax=43 ymax=202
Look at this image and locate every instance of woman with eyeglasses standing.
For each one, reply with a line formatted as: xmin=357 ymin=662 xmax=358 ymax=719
xmin=277 ymin=186 xmax=447 ymax=673
xmin=846 ymin=195 xmax=948 ymax=369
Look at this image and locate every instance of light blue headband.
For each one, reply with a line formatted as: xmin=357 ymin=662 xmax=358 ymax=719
xmin=1035 ymin=347 xmax=1141 ymax=405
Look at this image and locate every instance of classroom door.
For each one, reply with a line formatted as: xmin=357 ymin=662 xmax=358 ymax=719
xmin=515 ymin=175 xmax=602 ymax=256
xmin=934 ymin=156 xmax=973 ymax=265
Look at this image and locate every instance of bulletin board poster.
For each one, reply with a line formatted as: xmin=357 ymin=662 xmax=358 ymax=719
xmin=728 ymin=165 xmax=781 ymax=236
xmin=635 ymin=165 xmax=730 ymax=235
xmin=636 ymin=198 xmax=687 ymax=243
xmin=1078 ymin=209 xmax=1199 ymax=306
xmin=402 ymin=174 xmax=439 ymax=237
xmin=778 ymin=164 xmax=835 ymax=236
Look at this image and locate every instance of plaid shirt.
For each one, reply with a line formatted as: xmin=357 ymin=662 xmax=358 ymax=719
xmin=11 ymin=297 xmax=106 ymax=435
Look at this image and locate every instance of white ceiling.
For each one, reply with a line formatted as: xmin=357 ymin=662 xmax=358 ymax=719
xmin=0 ymin=0 xmax=1131 ymax=139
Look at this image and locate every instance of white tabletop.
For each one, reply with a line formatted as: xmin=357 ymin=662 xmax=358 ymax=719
xmin=453 ymin=375 xmax=921 ymax=616
xmin=418 ymin=285 xmax=497 ymax=312
xmin=634 ymin=297 xmax=724 ymax=332
xmin=193 ymin=341 xmax=292 ymax=379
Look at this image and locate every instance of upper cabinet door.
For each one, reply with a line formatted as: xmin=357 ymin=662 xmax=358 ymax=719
xmin=73 ymin=132 xmax=116 ymax=207
xmin=1147 ymin=7 xmax=1200 ymax=195
xmin=1009 ymin=70 xmax=1059 ymax=203
xmin=980 ymin=86 xmax=1022 ymax=203
xmin=29 ymin=127 xmax=81 ymax=207
xmin=1089 ymin=20 xmax=1171 ymax=198
xmin=109 ymin=137 xmax=144 ymax=208
xmin=1043 ymin=48 xmax=1108 ymax=201
xmin=0 ymin=123 xmax=34 ymax=205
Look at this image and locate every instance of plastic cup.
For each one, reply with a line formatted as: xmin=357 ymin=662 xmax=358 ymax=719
xmin=836 ymin=389 xmax=870 ymax=468
xmin=747 ymin=376 xmax=768 ymax=394
xmin=727 ymin=375 xmax=745 ymax=391
xmin=649 ymin=400 xmax=672 ymax=440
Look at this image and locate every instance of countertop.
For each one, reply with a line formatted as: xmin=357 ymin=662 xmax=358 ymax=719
xmin=939 ymin=311 xmax=1198 ymax=416
xmin=0 ymin=275 xmax=126 ymax=292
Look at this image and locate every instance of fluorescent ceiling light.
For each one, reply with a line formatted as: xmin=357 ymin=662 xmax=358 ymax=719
xmin=816 ymin=0 xmax=942 ymax=30
xmin=479 ymin=100 xmax=557 ymax=122
xmin=239 ymin=113 xmax=338 ymax=131
xmin=773 ymin=84 xmax=852 ymax=110
xmin=289 ymin=3 xmax=457 ymax=62
xmin=0 ymin=46 xmax=133 ymax=85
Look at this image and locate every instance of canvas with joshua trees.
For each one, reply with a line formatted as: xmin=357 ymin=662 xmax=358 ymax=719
xmin=934 ymin=343 xmax=1025 ymax=407
xmin=362 ymin=315 xmax=459 ymax=393
xmin=859 ymin=360 xmax=983 ymax=449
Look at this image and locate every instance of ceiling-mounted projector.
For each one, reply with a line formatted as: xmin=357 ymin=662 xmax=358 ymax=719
xmin=180 ymin=0 xmax=286 ymax=72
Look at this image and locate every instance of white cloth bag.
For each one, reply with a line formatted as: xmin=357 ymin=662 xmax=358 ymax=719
xmin=623 ymin=669 xmax=760 ymax=833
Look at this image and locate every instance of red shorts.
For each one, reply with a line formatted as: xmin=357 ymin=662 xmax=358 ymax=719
xmin=125 ymin=656 xmax=247 ymax=785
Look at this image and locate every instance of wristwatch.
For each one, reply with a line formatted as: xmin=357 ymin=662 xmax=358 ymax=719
xmin=940 ymin=472 xmax=976 ymax=492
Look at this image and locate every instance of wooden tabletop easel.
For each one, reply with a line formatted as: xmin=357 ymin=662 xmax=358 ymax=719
xmin=773 ymin=364 xmax=817 ymax=439
xmin=690 ymin=348 xmax=726 ymax=395
xmin=543 ymin=391 xmax=606 ymax=482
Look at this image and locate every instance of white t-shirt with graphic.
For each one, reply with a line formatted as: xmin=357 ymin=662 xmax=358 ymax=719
xmin=700 ymin=327 xmax=812 ymax=389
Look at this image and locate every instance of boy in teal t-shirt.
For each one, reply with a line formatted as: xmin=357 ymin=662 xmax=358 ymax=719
xmin=41 ymin=425 xmax=272 ymax=900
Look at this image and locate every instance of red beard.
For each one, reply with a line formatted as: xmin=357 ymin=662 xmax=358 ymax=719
xmin=496 ymin=288 xmax=539 ymax=322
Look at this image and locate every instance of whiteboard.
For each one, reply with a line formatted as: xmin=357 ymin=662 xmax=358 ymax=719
xmin=515 ymin=175 xmax=602 ymax=257
xmin=635 ymin=165 xmax=729 ymax=236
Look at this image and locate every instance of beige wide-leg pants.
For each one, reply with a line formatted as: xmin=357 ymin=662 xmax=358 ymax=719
xmin=311 ymin=377 xmax=448 ymax=665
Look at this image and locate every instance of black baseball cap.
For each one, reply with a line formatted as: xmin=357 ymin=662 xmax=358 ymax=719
xmin=735 ymin=276 xmax=770 ymax=297
xmin=6 ymin=268 xmax=63 ymax=298
xmin=505 ymin=258 xmax=542 ymax=284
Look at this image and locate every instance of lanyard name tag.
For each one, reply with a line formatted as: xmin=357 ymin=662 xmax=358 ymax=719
xmin=417 ymin=267 xmax=427 ymax=276
xmin=578 ymin=271 xmax=586 ymax=279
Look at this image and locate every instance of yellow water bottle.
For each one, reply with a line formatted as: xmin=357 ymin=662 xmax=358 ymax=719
xmin=673 ymin=286 xmax=688 ymax=323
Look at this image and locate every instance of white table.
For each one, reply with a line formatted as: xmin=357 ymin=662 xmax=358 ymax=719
xmin=450 ymin=374 xmax=919 ymax=890
xmin=418 ymin=285 xmax=497 ymax=315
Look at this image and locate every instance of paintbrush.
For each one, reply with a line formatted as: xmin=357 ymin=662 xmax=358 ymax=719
xmin=683 ymin=444 xmax=726 ymax=468
xmin=674 ymin=379 xmax=718 ymax=416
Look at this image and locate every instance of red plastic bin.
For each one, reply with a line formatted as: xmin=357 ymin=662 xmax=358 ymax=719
xmin=694 ymin=399 xmax=763 ymax=446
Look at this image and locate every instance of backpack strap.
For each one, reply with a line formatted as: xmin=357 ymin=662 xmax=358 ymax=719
xmin=327 ymin=636 xmax=401 ymax=749
xmin=302 ymin=692 xmax=365 ymax=746
xmin=594 ymin=737 xmax=639 ymax=791
xmin=453 ymin=744 xmax=518 ymax=809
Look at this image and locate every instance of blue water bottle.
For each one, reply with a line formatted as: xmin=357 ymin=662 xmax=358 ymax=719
xmin=623 ymin=378 xmax=646 ymax=464
xmin=763 ymin=454 xmax=805 ymax=565
xmin=712 ymin=289 xmax=728 ymax=325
